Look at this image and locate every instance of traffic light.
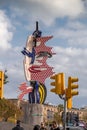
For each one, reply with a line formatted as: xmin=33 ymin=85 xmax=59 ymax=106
xmin=66 ymin=76 xmax=79 ymax=99
xmin=50 ymin=73 xmax=65 ymax=95
xmin=67 ymin=97 xmax=72 ymax=109
xmin=0 ymin=71 xmax=4 ymax=99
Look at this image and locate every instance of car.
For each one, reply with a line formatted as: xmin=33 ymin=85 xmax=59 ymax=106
xmin=61 ymin=126 xmax=86 ymax=130
xmin=78 ymin=121 xmax=87 ymax=130
xmin=67 ymin=126 xmax=86 ymax=130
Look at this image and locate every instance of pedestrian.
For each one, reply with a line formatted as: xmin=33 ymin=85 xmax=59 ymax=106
xmin=49 ymin=124 xmax=53 ymax=130
xmin=33 ymin=125 xmax=40 ymax=130
xmin=12 ymin=120 xmax=24 ymax=130
xmin=40 ymin=122 xmax=47 ymax=130
xmin=52 ymin=121 xmax=60 ymax=130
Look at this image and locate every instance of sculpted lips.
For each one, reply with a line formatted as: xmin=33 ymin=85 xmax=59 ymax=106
xmin=29 ymin=65 xmax=41 ymax=73
xmin=29 ymin=65 xmax=47 ymax=73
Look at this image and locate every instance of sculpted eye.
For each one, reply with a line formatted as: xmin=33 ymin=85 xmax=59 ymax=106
xmin=36 ymin=51 xmax=52 ymax=58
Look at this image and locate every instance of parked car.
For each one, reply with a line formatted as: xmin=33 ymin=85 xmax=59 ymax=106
xmin=66 ymin=126 xmax=86 ymax=130
xmin=61 ymin=126 xmax=86 ymax=130
xmin=78 ymin=121 xmax=87 ymax=130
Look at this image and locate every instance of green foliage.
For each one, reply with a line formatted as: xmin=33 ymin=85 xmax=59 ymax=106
xmin=4 ymin=70 xmax=9 ymax=84
xmin=0 ymin=98 xmax=23 ymax=121
xmin=57 ymin=104 xmax=64 ymax=111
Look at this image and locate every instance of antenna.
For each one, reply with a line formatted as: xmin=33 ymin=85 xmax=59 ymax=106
xmin=32 ymin=21 xmax=42 ymax=38
xmin=36 ymin=21 xmax=38 ymax=31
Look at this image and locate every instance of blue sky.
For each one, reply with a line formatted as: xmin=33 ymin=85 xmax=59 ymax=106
xmin=0 ymin=0 xmax=87 ymax=108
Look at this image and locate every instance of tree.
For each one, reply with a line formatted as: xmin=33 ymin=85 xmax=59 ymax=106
xmin=4 ymin=70 xmax=9 ymax=84
xmin=0 ymin=98 xmax=23 ymax=121
xmin=58 ymin=104 xmax=63 ymax=112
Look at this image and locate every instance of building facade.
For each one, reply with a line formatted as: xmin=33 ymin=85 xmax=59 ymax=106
xmin=9 ymin=99 xmax=87 ymax=125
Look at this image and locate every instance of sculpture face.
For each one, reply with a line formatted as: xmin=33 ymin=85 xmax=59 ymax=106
xmin=19 ymin=34 xmax=54 ymax=103
xmin=22 ymin=35 xmax=54 ymax=84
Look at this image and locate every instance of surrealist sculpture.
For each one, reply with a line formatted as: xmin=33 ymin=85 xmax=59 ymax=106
xmin=18 ymin=22 xmax=55 ymax=104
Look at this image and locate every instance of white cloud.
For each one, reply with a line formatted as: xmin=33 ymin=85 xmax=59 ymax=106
xmin=54 ymin=20 xmax=87 ymax=48
xmin=0 ymin=10 xmax=13 ymax=51
xmin=67 ymin=21 xmax=86 ymax=29
xmin=2 ymin=0 xmax=85 ymax=26
xmin=53 ymin=46 xmax=87 ymax=69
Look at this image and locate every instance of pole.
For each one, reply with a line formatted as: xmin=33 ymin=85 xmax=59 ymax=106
xmin=36 ymin=21 xmax=38 ymax=31
xmin=59 ymin=94 xmax=66 ymax=130
xmin=63 ymin=98 xmax=66 ymax=130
